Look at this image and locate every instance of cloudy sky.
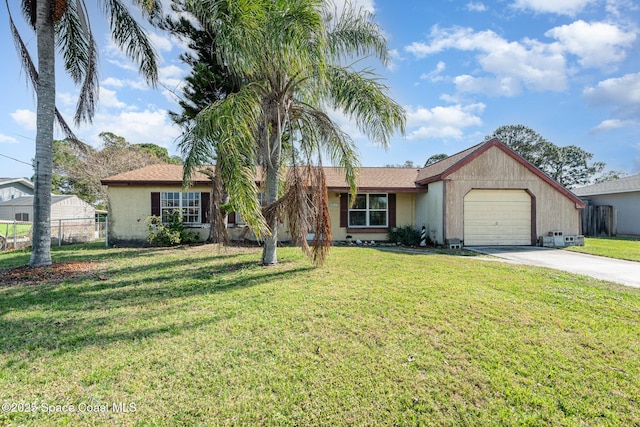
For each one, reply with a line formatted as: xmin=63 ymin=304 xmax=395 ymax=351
xmin=1 ymin=0 xmax=639 ymax=179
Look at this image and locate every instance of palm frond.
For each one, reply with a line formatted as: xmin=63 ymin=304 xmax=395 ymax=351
xmin=324 ymin=1 xmax=388 ymax=64
xmin=56 ymin=0 xmax=99 ymax=124
xmin=182 ymin=83 xmax=269 ymax=238
xmin=292 ymin=103 xmax=360 ymax=194
xmin=7 ymin=0 xmax=81 ymax=142
xmin=327 ymin=65 xmax=405 ymax=147
xmin=102 ymin=0 xmax=159 ymax=85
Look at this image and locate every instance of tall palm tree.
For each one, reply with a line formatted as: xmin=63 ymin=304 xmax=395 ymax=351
xmin=6 ymin=0 xmax=160 ymax=266
xmin=181 ymin=0 xmax=405 ymax=266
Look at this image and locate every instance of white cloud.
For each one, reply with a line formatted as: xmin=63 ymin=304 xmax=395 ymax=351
xmin=583 ymin=73 xmax=640 ymax=130
xmin=405 ymin=103 xmax=485 ymax=140
xmin=405 ymin=26 xmax=567 ymax=94
xmin=583 ymin=72 xmax=640 ymax=107
xmin=454 ymin=75 xmax=522 ymax=97
xmin=79 ymin=108 xmax=182 ymax=151
xmin=99 ymin=88 xmax=128 ymax=110
xmin=331 ymin=0 xmax=375 ymax=14
xmin=102 ymin=77 xmax=125 ymax=88
xmin=590 ymin=119 xmax=636 ymax=133
xmin=10 ymin=109 xmax=36 ymax=131
xmin=420 ymin=61 xmax=446 ymax=82
xmin=0 ymin=133 xmax=18 ymax=144
xmin=148 ymin=32 xmax=174 ymax=53
xmin=56 ymin=92 xmax=76 ymax=107
xmin=545 ymin=20 xmax=636 ymax=68
xmin=511 ymin=0 xmax=596 ymax=16
xmin=466 ymin=2 xmax=487 ymax=12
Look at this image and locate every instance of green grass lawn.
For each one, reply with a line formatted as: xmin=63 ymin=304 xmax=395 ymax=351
xmin=0 ymin=222 xmax=31 ymax=238
xmin=566 ymin=236 xmax=640 ymax=262
xmin=1 ymin=244 xmax=638 ymax=426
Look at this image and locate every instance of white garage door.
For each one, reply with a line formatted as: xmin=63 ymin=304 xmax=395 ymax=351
xmin=464 ymin=189 xmax=532 ymax=246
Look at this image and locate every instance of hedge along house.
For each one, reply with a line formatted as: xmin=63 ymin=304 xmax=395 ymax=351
xmin=101 ymin=138 xmax=585 ymax=246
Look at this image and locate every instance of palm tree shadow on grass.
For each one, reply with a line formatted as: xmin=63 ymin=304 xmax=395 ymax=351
xmin=0 ymin=251 xmax=313 ymax=356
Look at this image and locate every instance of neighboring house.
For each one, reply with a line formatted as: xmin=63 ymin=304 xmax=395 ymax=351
xmin=101 ymin=138 xmax=585 ymax=246
xmin=0 ymin=178 xmax=34 ymax=202
xmin=0 ymin=195 xmax=97 ymax=242
xmin=573 ymin=174 xmax=640 ymax=236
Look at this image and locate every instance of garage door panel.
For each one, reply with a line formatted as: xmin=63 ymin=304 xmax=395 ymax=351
xmin=464 ymin=190 xmax=531 ymax=246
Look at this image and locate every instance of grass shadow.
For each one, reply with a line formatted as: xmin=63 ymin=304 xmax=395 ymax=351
xmin=0 ymin=245 xmax=313 ymax=357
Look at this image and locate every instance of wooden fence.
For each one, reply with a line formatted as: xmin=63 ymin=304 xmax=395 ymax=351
xmin=581 ymin=204 xmax=616 ymax=237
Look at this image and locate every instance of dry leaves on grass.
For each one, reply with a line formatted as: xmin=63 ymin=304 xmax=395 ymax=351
xmin=1 ymin=261 xmax=103 ymax=287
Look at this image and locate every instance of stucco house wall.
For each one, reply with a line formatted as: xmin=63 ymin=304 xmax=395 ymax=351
xmin=107 ymin=185 xmax=211 ymax=243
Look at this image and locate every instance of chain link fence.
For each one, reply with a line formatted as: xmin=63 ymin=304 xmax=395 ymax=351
xmin=0 ymin=217 xmax=107 ymax=251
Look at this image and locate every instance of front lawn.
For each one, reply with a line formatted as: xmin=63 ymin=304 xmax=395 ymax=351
xmin=1 ymin=244 xmax=638 ymax=426
xmin=566 ymin=236 xmax=640 ymax=262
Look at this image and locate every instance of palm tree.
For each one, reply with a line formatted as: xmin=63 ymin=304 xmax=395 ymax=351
xmin=6 ymin=0 xmax=160 ymax=266
xmin=181 ymin=0 xmax=405 ymax=266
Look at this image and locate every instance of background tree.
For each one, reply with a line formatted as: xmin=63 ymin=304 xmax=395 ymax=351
xmin=593 ymin=170 xmax=629 ymax=184
xmin=384 ymin=160 xmax=417 ymax=168
xmin=424 ymin=153 xmax=448 ymax=166
xmin=486 ymin=125 xmax=605 ymax=188
xmin=183 ymin=0 xmax=405 ymax=266
xmin=156 ymin=0 xmax=241 ymax=243
xmin=53 ymin=132 xmax=176 ymax=208
xmin=7 ymin=0 xmax=160 ymax=267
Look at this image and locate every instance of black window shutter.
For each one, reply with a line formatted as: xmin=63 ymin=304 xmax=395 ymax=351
xmin=228 ymin=212 xmax=236 ymax=224
xmin=388 ymin=193 xmax=396 ymax=227
xmin=201 ymin=192 xmax=210 ymax=224
xmin=340 ymin=193 xmax=348 ymax=227
xmin=151 ymin=192 xmax=160 ymax=216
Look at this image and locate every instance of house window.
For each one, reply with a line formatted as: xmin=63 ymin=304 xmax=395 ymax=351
xmin=348 ymin=194 xmax=388 ymax=227
xmin=160 ymin=192 xmax=201 ymax=224
xmin=15 ymin=213 xmax=29 ymax=221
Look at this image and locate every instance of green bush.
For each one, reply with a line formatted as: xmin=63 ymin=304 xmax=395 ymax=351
xmin=387 ymin=225 xmax=422 ymax=246
xmin=147 ymin=210 xmax=199 ymax=246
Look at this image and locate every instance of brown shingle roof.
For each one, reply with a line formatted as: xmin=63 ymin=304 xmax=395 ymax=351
xmin=415 ymin=140 xmax=488 ymax=183
xmin=101 ymin=164 xmax=213 ymax=185
xmin=102 ymin=164 xmax=424 ymax=191
xmin=324 ymin=167 xmax=423 ymax=192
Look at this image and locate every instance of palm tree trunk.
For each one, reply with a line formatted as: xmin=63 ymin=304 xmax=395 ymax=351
xmin=30 ymin=0 xmax=55 ymax=267
xmin=262 ymin=112 xmax=282 ymax=265
xmin=262 ymin=160 xmax=280 ymax=265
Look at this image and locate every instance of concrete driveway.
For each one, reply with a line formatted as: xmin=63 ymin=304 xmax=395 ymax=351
xmin=469 ymin=246 xmax=640 ymax=288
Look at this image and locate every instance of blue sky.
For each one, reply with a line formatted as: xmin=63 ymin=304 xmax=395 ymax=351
xmin=1 ymin=0 xmax=639 ymax=180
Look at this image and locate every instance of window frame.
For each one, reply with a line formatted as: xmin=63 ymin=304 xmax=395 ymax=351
xmin=160 ymin=192 xmax=201 ymax=225
xmin=348 ymin=193 xmax=389 ymax=228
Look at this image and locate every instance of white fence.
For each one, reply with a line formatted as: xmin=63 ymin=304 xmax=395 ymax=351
xmin=0 ymin=217 xmax=107 ymax=251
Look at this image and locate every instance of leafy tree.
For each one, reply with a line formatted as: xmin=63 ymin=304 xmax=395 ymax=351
xmin=156 ymin=0 xmax=241 ymax=243
xmin=7 ymin=0 xmax=160 ymax=267
xmin=157 ymin=0 xmax=239 ymax=127
xmin=593 ymin=170 xmax=628 ymax=184
xmin=54 ymin=132 xmax=173 ymax=208
xmin=486 ymin=125 xmax=605 ymax=188
xmin=182 ymin=0 xmax=405 ymax=265
xmin=424 ymin=153 xmax=448 ymax=166
xmin=385 ymin=160 xmax=418 ymax=168
xmin=547 ymin=145 xmax=604 ymax=188
xmin=136 ymin=143 xmax=181 ymax=164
